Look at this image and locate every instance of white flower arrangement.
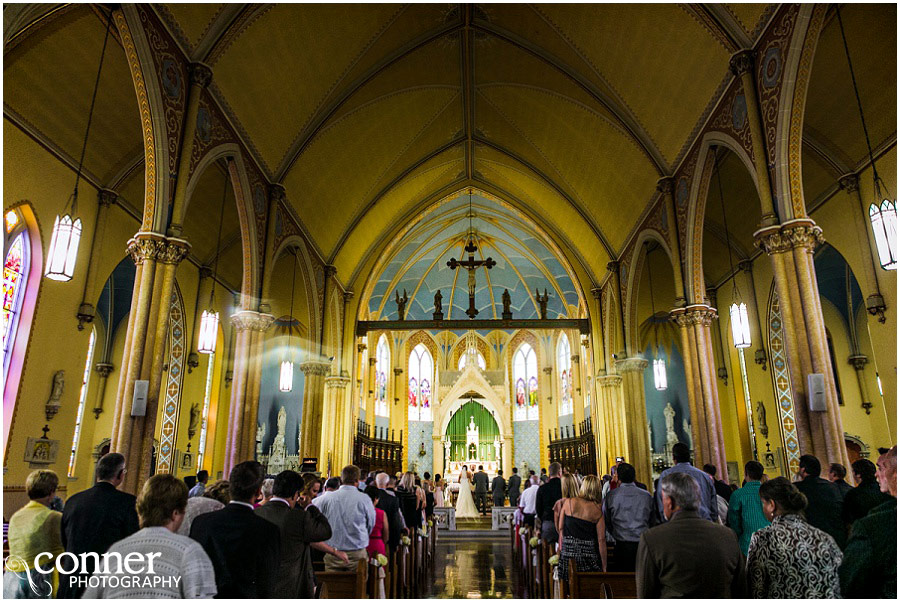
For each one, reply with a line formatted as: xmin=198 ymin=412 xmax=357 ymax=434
xmin=376 ymin=554 xmax=388 ymax=567
xmin=548 ymin=554 xmax=559 ymax=566
xmin=529 ymin=536 xmax=540 ymax=548
xmin=418 ymin=526 xmax=428 ymax=537
xmin=400 ymin=535 xmax=411 ymax=546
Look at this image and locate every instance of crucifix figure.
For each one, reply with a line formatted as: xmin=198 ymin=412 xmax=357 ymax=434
xmin=447 ymin=239 xmax=496 ymax=318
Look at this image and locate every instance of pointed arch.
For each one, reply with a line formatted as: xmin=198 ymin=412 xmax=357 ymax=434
xmin=556 ymin=332 xmax=573 ymax=416
xmin=624 ymin=229 xmax=679 ymax=355
xmin=374 ymin=333 xmax=390 ymax=419
xmin=513 ymin=339 xmax=539 ymax=422
xmin=407 ymin=343 xmax=434 ymax=422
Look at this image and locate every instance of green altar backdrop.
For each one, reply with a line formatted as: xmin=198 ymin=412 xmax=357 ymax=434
xmin=446 ymin=400 xmax=500 ymax=462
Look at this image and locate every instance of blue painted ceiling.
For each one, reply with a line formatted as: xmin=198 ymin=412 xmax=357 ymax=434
xmin=368 ymin=192 xmax=579 ymax=321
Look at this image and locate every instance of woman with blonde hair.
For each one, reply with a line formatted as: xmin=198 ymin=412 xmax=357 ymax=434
xmin=554 ymin=473 xmax=607 ymax=581
xmin=397 ymin=471 xmax=423 ymax=529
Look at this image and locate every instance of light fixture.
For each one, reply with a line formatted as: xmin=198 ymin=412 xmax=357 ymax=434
xmin=5 ymin=210 xmax=19 ymax=233
xmin=46 ymin=10 xmax=113 ymax=281
xmin=646 ymin=246 xmax=667 ymax=391
xmin=713 ymin=147 xmax=752 ymax=349
xmin=198 ymin=170 xmax=229 ymax=354
xmin=838 ymin=8 xmax=897 ymax=271
xmin=280 ymin=250 xmax=299 ymax=392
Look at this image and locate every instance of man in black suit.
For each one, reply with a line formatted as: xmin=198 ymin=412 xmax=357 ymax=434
xmin=190 ymin=460 xmax=281 ymax=598
xmin=507 ymin=467 xmax=522 ymax=507
xmin=58 ymin=453 xmax=139 ymax=599
xmin=828 ymin=463 xmax=853 ymax=499
xmin=535 ymin=462 xmax=562 ymax=543
xmin=375 ymin=471 xmax=405 ymax=551
xmin=473 ymin=466 xmax=490 ymax=515
xmin=794 ymin=454 xmax=847 ymax=548
xmin=255 ymin=470 xmax=332 ymax=598
xmin=492 ymin=470 xmax=507 ymax=508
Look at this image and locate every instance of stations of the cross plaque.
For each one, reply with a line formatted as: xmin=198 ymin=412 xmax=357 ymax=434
xmin=447 ymin=238 xmax=496 ymax=319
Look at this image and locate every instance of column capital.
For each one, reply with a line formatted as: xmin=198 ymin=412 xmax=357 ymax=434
xmin=737 ymin=259 xmax=753 ymax=273
xmin=127 ymin=233 xmax=191 ymax=265
xmin=393 ymin=367 xmax=404 ymax=376
xmin=300 ymin=361 xmax=331 ymax=377
xmin=656 ymin=177 xmax=675 ymax=195
xmin=670 ymin=304 xmax=717 ymax=327
xmin=754 ymin=219 xmax=824 ymax=255
xmin=357 ymin=343 xmax=367 ymax=352
xmin=325 ymin=375 xmax=351 ymax=389
xmin=543 ymin=366 xmax=553 ymax=375
xmin=98 ymin=188 xmax=117 ymax=207
xmin=615 ymin=357 xmax=648 ymax=373
xmin=343 ymin=290 xmax=355 ymax=302
xmin=230 ymin=310 xmax=275 ymax=332
xmin=571 ymin=354 xmax=580 ymax=364
xmin=606 ymin=260 xmax=619 ymax=273
xmin=839 ymin=173 xmax=859 ymax=193
xmin=94 ymin=362 xmax=114 ymax=378
xmin=729 ymin=49 xmax=755 ymax=76
xmin=590 ymin=286 xmax=603 ymax=300
xmin=848 ymin=354 xmax=868 ymax=371
xmin=269 ymin=183 xmax=287 ymax=204
xmin=189 ymin=62 xmax=213 ymax=88
xmin=324 ymin=264 xmax=338 ymax=279
xmin=368 ymin=356 xmax=377 ymax=366
xmin=199 ymin=265 xmax=213 ymax=280
xmin=596 ymin=374 xmax=623 ymax=388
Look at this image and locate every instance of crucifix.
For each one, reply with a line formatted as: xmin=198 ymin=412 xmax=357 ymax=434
xmin=447 ymin=238 xmax=496 ymax=319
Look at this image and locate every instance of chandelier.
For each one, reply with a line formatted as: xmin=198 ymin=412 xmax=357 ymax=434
xmin=198 ymin=171 xmax=228 ymax=354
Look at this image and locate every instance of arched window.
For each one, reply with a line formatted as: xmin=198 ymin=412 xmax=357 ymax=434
xmin=870 ymin=200 xmax=898 ymax=270
xmin=513 ymin=342 xmax=539 ymax=421
xmin=557 ymin=333 xmax=573 ymax=416
xmin=408 ymin=344 xmax=433 ymax=421
xmin=3 ymin=212 xmax=30 ymax=381
xmin=375 ymin=335 xmax=390 ymax=418
xmin=458 ymin=350 xmax=486 ymax=371
xmin=68 ymin=330 xmax=96 ymax=477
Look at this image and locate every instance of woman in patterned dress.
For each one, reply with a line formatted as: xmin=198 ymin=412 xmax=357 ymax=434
xmin=747 ymin=477 xmax=843 ymax=598
xmin=554 ymin=474 xmax=607 ymax=581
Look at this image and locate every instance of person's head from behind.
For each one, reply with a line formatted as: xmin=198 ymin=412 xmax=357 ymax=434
xmin=529 ymin=475 xmax=540 ymax=487
xmin=758 ymin=476 xmax=807 ymax=520
xmin=548 ymin=462 xmax=562 ymax=478
xmin=300 ymin=477 xmax=321 ymax=506
xmin=26 ymin=470 xmax=59 ymax=504
xmin=424 ymin=472 xmax=431 ymax=481
xmin=660 ymin=472 xmax=700 ymax=520
xmin=96 ymin=453 xmax=127 ymax=486
xmin=388 ymin=475 xmax=398 ymax=489
xmin=138 ymin=474 xmax=188 ymax=531
xmin=579 ymin=475 xmax=602 ymax=504
xmin=512 ymin=467 xmax=518 ymax=474
xmin=197 ymin=470 xmax=209 ymax=484
xmin=617 ymin=462 xmax=636 ymax=484
xmin=744 ymin=460 xmax=764 ymax=482
xmin=876 ymin=446 xmax=897 ymax=496
xmin=478 ymin=465 xmax=483 ymax=471
xmin=399 ymin=471 xmax=416 ymax=491
xmin=702 ymin=464 xmax=717 ymax=478
xmin=272 ymin=470 xmax=304 ymax=507
xmin=541 ymin=467 xmax=547 ymax=475
xmin=341 ymin=464 xmax=361 ymax=486
xmin=260 ymin=477 xmax=275 ymax=502
xmin=828 ymin=463 xmax=847 ymax=483
xmin=365 ymin=485 xmax=380 ymax=507
xmin=375 ymin=472 xmax=390 ymax=489
xmin=560 ymin=474 xmax=579 ymax=499
xmin=797 ymin=454 xmax=821 ymax=479
xmin=203 ymin=479 xmax=231 ymax=504
xmin=324 ymin=476 xmax=340 ymax=491
xmin=671 ymin=442 xmax=691 ymax=464
xmin=851 ymin=458 xmax=877 ymax=485
xmin=229 ymin=460 xmax=265 ymax=504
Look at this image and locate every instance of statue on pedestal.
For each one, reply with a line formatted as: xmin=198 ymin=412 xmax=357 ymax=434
xmin=268 ymin=406 xmax=287 ymax=473
xmin=664 ymin=402 xmax=678 ymax=446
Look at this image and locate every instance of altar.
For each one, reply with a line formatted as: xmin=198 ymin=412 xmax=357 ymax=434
xmin=441 ymin=411 xmax=503 ymax=484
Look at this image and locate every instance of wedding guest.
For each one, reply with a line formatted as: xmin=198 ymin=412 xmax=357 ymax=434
xmin=202 ymin=479 xmax=231 ymax=504
xmin=188 ymin=470 xmax=208 ymax=498
xmin=794 ymin=455 xmax=846 ymax=548
xmin=829 ymin=463 xmax=853 ymax=499
xmin=556 ymin=475 xmax=607 ymax=580
xmin=842 ymin=459 xmax=891 ymax=527
xmin=655 ymin=443 xmax=718 ymax=522
xmin=507 ymin=468 xmax=522 ymax=507
xmin=518 ymin=475 xmax=540 ymax=528
xmin=726 ymin=461 xmax=770 ymax=556
xmin=535 ymin=462 xmax=562 ymax=543
xmin=316 ymin=465 xmax=375 ymax=573
xmin=603 ymin=462 xmax=653 ymax=571
xmin=365 ymin=486 xmax=389 ymax=559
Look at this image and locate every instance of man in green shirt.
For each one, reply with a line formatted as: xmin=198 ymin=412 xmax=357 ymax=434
xmin=726 ymin=460 xmax=770 ymax=556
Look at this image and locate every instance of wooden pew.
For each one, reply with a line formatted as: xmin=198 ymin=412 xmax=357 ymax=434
xmin=314 ymin=559 xmax=368 ymax=598
xmin=567 ymin=559 xmax=637 ymax=599
xmin=539 ymin=539 xmax=553 ymax=599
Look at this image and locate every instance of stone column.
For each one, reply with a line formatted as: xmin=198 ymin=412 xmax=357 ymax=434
xmin=187 ymin=266 xmax=213 ymax=373
xmin=91 ymin=362 xmax=114 ymax=418
xmin=323 ymin=374 xmax=351 ymax=469
xmin=670 ymin=305 xmax=727 ymax=471
xmin=848 ymin=355 xmax=874 ymax=415
xmin=166 ymin=63 xmax=213 ymax=238
xmin=223 ymin=310 xmax=273 ymax=476
xmin=259 ymin=185 xmax=286 ymax=312
xmin=299 ymin=361 xmax=331 ymax=461
xmin=730 ymin=50 xmax=778 ymax=227
xmin=755 ymin=220 xmax=850 ymax=470
xmin=77 ymin=189 xmax=117 ymax=330
xmin=657 ymin=178 xmax=687 ymax=306
xmin=615 ymin=358 xmax=651 ymax=487
xmin=432 ymin=434 xmax=443 ymax=477
xmin=366 ymin=356 xmax=377 ymax=425
xmin=839 ymin=175 xmax=887 ymax=321
xmin=110 ymin=233 xmax=191 ymax=493
xmin=596 ymin=374 xmax=625 ymax=473
xmin=571 ymin=352 xmax=584 ymax=423
xmin=502 ymin=433 xmax=514 ymax=477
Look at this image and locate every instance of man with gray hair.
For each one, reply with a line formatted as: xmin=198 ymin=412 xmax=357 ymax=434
xmin=535 ymin=462 xmax=563 ymax=542
xmin=374 ymin=471 xmax=405 ymax=553
xmin=636 ymin=472 xmax=745 ymax=598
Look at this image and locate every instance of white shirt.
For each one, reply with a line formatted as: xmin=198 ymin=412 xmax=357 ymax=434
xmin=229 ymin=500 xmax=255 ymax=510
xmin=519 ymin=484 xmax=539 ymax=514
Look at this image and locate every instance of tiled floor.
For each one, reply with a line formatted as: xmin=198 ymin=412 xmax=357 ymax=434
xmin=425 ymin=534 xmax=526 ymax=599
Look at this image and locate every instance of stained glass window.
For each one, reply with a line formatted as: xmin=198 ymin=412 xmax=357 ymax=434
xmin=68 ymin=330 xmax=96 ymax=477
xmin=408 ymin=343 xmax=433 ymax=421
xmin=457 ymin=351 xmax=486 ymax=371
xmin=557 ymin=333 xmax=573 ymax=416
xmin=513 ymin=343 xmax=538 ymax=421
xmin=375 ymin=335 xmax=390 ymax=418
xmin=3 ymin=231 xmax=29 ymax=378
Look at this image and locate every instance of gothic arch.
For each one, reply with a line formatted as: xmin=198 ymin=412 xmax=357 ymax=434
xmin=624 ymin=229 xmax=678 ymax=355
xmin=435 ymin=368 xmax=511 ymax=440
xmin=269 ymin=238 xmax=320 ymax=350
xmin=450 ymin=333 xmax=490 ymax=370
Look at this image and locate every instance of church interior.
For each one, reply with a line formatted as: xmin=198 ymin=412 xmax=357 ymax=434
xmin=2 ymin=2 xmax=897 ymax=598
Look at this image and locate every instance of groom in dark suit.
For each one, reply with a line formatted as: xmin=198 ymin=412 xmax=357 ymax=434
xmin=473 ymin=466 xmax=490 ymax=515
xmin=492 ymin=470 xmax=507 ymax=508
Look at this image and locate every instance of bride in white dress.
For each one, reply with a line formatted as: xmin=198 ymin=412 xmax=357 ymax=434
xmin=455 ymin=465 xmax=479 ymax=518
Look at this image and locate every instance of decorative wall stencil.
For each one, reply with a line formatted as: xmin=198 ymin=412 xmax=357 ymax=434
xmin=253 ymin=183 xmax=267 ymax=216
xmin=196 ymin=106 xmax=211 ymax=143
xmin=161 ymin=58 xmax=182 ymax=99
xmin=731 ymin=94 xmax=748 ymax=131
xmin=757 ymin=5 xmax=799 ymax=165
xmin=157 ymin=286 xmax=186 ymax=474
xmin=761 ymin=46 xmax=782 ymax=88
xmin=676 ymin=177 xmax=689 ymax=209
xmin=514 ymin=420 xmax=540 ymax=474
xmin=767 ymin=289 xmax=800 ymax=474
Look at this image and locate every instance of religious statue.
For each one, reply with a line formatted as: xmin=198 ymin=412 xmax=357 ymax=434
xmin=256 ymin=422 xmax=267 ymax=457
xmin=268 ymin=406 xmax=288 ymax=473
xmin=45 ymin=370 xmax=65 ymax=421
xmin=648 ymin=421 xmax=653 ymax=453
xmin=493 ymin=437 xmax=501 ymax=460
xmin=756 ymin=401 xmax=768 ymax=438
xmin=188 ymin=403 xmax=201 ymax=439
xmin=682 ymin=418 xmax=693 ymax=448
xmin=433 ymin=289 xmax=443 ymax=320
xmin=395 ymin=289 xmax=409 ymax=320
xmin=536 ymin=289 xmax=549 ymax=319
xmin=447 ymin=239 xmax=495 ymax=319
xmin=663 ymin=402 xmax=678 ymax=446
xmin=444 ymin=437 xmax=451 ymax=465
xmin=501 ymin=289 xmax=512 ymax=320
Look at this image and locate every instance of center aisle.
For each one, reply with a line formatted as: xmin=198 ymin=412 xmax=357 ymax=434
xmin=425 ymin=530 xmax=526 ymax=599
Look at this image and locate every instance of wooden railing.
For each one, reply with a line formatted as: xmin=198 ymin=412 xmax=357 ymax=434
xmin=352 ymin=419 xmax=403 ymax=476
xmin=548 ymin=417 xmax=597 ymax=476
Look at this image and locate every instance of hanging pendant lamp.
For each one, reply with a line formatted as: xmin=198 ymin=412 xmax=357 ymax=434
xmin=280 ymin=250 xmax=298 ymax=392
xmin=198 ymin=173 xmax=228 ymax=354
xmin=837 ymin=8 xmax=897 ymax=270
xmin=646 ymin=247 xmax=667 ymax=391
xmin=46 ymin=10 xmax=113 ymax=281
